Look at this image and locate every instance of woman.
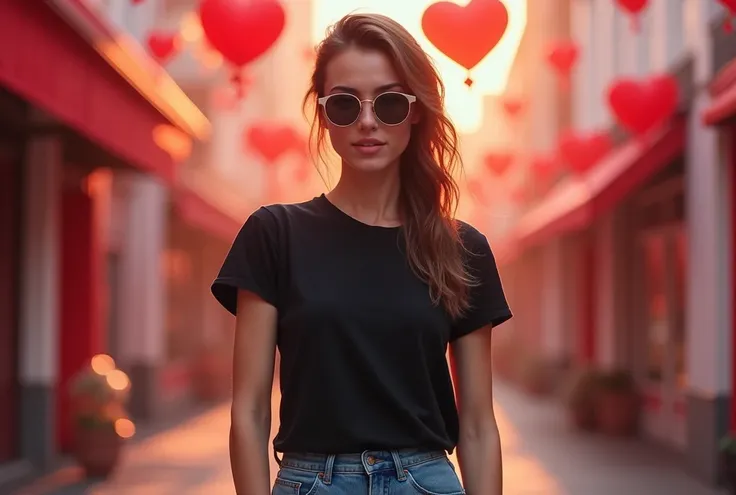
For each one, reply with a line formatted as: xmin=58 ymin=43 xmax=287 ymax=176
xmin=212 ymin=12 xmax=512 ymax=495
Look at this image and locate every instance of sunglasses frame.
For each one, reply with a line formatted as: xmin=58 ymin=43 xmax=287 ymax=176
xmin=317 ymin=91 xmax=417 ymax=127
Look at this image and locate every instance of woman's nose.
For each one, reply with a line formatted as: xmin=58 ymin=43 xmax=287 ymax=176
xmin=357 ymin=101 xmax=378 ymax=129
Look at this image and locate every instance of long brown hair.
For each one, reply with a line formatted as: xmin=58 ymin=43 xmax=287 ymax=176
xmin=303 ymin=13 xmax=475 ymax=319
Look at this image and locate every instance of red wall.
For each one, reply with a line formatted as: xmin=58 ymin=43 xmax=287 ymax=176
xmin=57 ymin=187 xmax=104 ymax=451
xmin=0 ymin=141 xmax=20 ymax=462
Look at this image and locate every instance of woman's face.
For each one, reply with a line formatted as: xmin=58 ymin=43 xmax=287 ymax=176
xmin=322 ymin=47 xmax=417 ymax=174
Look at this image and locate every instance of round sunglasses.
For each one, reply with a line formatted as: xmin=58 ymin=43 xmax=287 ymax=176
xmin=317 ymin=91 xmax=417 ymax=127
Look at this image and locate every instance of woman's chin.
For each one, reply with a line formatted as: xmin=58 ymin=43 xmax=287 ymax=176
xmin=344 ymin=155 xmax=398 ymax=174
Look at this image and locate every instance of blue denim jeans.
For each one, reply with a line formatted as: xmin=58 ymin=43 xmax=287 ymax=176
xmin=272 ymin=449 xmax=465 ymax=495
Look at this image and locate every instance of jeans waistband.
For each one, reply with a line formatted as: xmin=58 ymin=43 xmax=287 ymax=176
xmin=278 ymin=449 xmax=447 ymax=484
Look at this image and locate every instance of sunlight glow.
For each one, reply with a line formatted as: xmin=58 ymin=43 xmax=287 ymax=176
xmin=311 ymin=0 xmax=526 ymax=134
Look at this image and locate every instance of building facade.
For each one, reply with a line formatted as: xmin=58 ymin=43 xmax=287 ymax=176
xmin=498 ymin=0 xmax=734 ymax=485
xmin=0 ymin=0 xmax=252 ymax=488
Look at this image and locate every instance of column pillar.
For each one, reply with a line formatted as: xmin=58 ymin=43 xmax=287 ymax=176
xmin=595 ymin=213 xmax=616 ymax=369
xmin=683 ymin=0 xmax=731 ymax=483
xmin=18 ymin=136 xmax=62 ymax=467
xmin=540 ymin=238 xmax=566 ymax=367
xmin=114 ymin=172 xmax=168 ymax=420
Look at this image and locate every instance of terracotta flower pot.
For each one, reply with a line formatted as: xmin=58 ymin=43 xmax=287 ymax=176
xmin=74 ymin=423 xmax=122 ymax=478
xmin=595 ymin=391 xmax=639 ymax=436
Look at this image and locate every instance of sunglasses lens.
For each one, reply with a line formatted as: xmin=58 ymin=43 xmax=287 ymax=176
xmin=324 ymin=94 xmax=361 ymax=126
xmin=374 ymin=92 xmax=411 ymax=125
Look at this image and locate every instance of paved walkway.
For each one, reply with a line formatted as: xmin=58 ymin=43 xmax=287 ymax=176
xmin=12 ymin=381 xmax=727 ymax=494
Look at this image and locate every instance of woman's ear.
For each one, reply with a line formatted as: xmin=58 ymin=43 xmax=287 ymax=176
xmin=410 ymin=105 xmax=421 ymax=125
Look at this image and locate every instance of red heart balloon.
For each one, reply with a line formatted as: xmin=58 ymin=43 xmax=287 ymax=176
xmin=607 ymin=75 xmax=679 ymax=135
xmin=616 ymin=0 xmax=649 ymax=31
xmin=501 ymin=97 xmax=525 ymax=117
xmin=547 ymin=40 xmax=579 ymax=75
xmin=616 ymin=0 xmax=648 ymax=13
xmin=146 ymin=32 xmax=180 ymax=63
xmin=719 ymin=0 xmax=736 ymax=33
xmin=557 ymin=130 xmax=613 ymax=175
xmin=421 ymin=0 xmax=508 ymax=70
xmin=199 ymin=0 xmax=286 ymax=68
xmin=244 ymin=124 xmax=298 ymax=164
xmin=483 ymin=152 xmax=514 ymax=176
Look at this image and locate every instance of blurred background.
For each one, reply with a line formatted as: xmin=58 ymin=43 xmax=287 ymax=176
xmin=0 ymin=0 xmax=735 ymax=493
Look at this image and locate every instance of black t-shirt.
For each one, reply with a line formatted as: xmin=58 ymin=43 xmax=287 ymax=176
xmin=211 ymin=194 xmax=512 ymax=454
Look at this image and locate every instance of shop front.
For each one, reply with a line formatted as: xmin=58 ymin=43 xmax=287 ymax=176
xmin=0 ymin=0 xmax=212 ymax=483
xmin=511 ymin=114 xmax=687 ymax=445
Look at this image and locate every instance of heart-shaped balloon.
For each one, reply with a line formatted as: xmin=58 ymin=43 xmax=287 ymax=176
xmin=547 ymin=40 xmax=579 ymax=75
xmin=421 ymin=0 xmax=508 ymax=71
xmin=501 ymin=96 xmax=525 ymax=118
xmin=607 ymin=75 xmax=679 ymax=135
xmin=719 ymin=0 xmax=736 ymax=33
xmin=146 ymin=32 xmax=180 ymax=64
xmin=244 ymin=124 xmax=298 ymax=164
xmin=615 ymin=0 xmax=649 ymax=31
xmin=483 ymin=152 xmax=514 ymax=176
xmin=557 ymin=130 xmax=613 ymax=175
xmin=199 ymin=0 xmax=286 ymax=68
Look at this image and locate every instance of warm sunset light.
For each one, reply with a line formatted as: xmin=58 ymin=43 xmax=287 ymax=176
xmin=90 ymin=354 xmax=116 ymax=376
xmin=311 ymin=0 xmax=527 ymax=134
xmin=114 ymin=418 xmax=136 ymax=439
xmin=106 ymin=369 xmax=131 ymax=392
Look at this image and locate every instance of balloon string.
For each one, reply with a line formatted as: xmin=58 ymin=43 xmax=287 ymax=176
xmin=630 ymin=15 xmax=640 ymax=34
xmin=560 ymin=74 xmax=571 ymax=92
xmin=231 ymin=70 xmax=245 ymax=100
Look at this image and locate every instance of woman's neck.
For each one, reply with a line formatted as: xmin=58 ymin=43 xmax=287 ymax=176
xmin=327 ymin=162 xmax=402 ymax=227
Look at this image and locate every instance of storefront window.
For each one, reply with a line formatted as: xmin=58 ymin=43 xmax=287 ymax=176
xmin=673 ymin=228 xmax=687 ymax=390
xmin=643 ymin=235 xmax=667 ymax=382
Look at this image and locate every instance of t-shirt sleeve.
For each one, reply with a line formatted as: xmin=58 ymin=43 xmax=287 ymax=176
xmin=450 ymin=225 xmax=513 ymax=342
xmin=211 ymin=208 xmax=279 ymax=315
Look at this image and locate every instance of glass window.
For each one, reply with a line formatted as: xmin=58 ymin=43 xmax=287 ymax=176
xmin=643 ymin=235 xmax=668 ymax=382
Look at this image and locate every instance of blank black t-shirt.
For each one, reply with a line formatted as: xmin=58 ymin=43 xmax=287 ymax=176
xmin=211 ymin=194 xmax=512 ymax=455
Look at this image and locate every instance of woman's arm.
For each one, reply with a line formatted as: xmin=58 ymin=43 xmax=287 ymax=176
xmin=450 ymin=325 xmax=502 ymax=495
xmin=230 ymin=289 xmax=278 ymax=494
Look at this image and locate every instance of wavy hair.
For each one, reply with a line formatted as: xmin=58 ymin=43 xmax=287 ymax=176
xmin=303 ymin=13 xmax=475 ymax=319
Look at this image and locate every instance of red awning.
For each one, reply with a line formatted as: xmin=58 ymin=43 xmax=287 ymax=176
xmin=0 ymin=1 xmax=210 ymax=183
xmin=703 ymin=59 xmax=736 ymax=126
xmin=174 ymin=186 xmax=242 ymax=242
xmin=514 ymin=117 xmax=687 ymax=249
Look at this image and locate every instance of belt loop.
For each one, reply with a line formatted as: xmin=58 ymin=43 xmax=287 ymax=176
xmin=322 ymin=454 xmax=336 ymax=484
xmin=390 ymin=450 xmax=406 ymax=481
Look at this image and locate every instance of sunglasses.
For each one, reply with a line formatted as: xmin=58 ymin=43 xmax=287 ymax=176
xmin=317 ymin=91 xmax=417 ymax=127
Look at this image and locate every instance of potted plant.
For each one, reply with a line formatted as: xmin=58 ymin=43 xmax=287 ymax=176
xmin=565 ymin=368 xmax=602 ymax=432
xmin=719 ymin=433 xmax=736 ymax=494
xmin=69 ymin=354 xmax=134 ymax=479
xmin=594 ymin=370 xmax=639 ymax=436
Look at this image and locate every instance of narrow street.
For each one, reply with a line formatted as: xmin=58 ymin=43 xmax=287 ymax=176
xmin=14 ymin=381 xmax=726 ymax=495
